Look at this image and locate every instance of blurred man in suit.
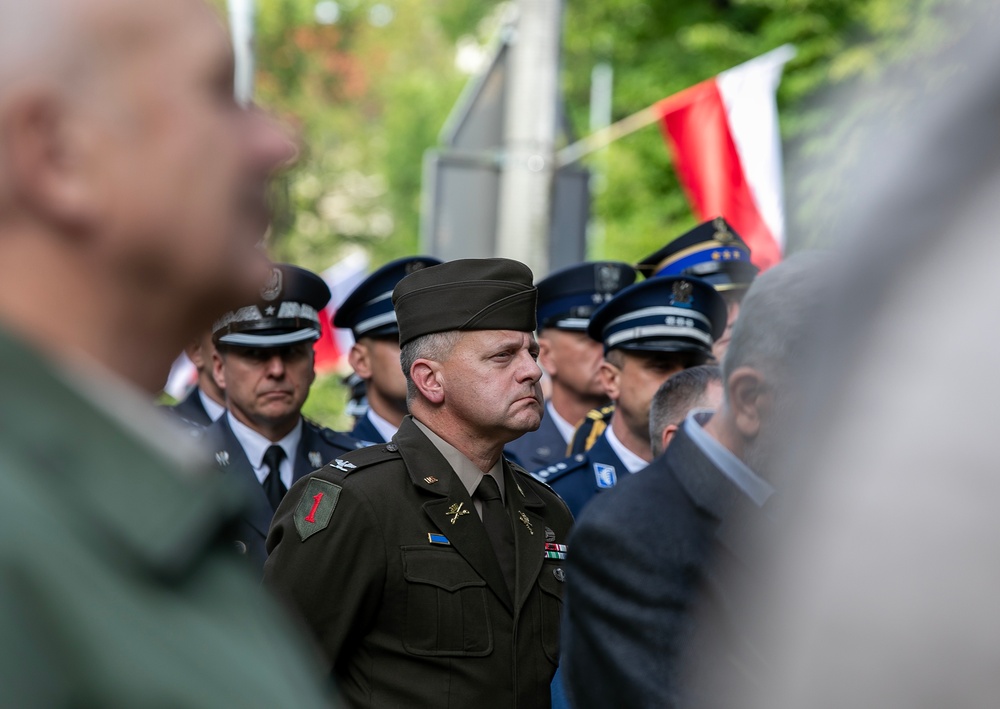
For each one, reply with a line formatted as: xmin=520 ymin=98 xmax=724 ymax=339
xmin=561 ymin=254 xmax=827 ymax=709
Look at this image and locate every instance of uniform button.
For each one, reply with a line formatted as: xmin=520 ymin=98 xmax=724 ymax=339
xmin=234 ymin=541 xmax=248 ymax=555
xmin=574 ymin=454 xmax=584 ymax=462
xmin=385 ymin=442 xmax=399 ymax=452
xmin=556 ymin=463 xmax=567 ymax=470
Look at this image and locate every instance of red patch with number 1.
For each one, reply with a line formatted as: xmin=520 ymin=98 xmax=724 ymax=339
xmin=294 ymin=478 xmax=342 ymax=541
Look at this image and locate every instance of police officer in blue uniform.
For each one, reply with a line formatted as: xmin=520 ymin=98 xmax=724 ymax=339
xmin=203 ymin=263 xmax=366 ymax=574
xmin=536 ymin=276 xmax=726 ymax=518
xmin=505 ymin=262 xmax=637 ymax=470
xmin=565 ymin=217 xmax=758 ymax=456
xmin=333 ymin=256 xmax=441 ymax=443
xmin=638 ymin=216 xmax=758 ymax=360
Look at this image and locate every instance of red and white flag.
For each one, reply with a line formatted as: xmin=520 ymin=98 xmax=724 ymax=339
xmin=313 ymin=250 xmax=371 ymax=374
xmin=656 ymin=45 xmax=795 ymax=271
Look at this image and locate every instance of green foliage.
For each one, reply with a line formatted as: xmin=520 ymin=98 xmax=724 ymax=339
xmin=253 ymin=0 xmax=473 ymax=275
xmin=247 ymin=0 xmax=482 ymax=427
xmin=238 ymin=0 xmax=964 ymax=423
xmin=302 ymin=369 xmax=354 ymax=429
xmin=561 ymin=0 xmax=961 ymax=258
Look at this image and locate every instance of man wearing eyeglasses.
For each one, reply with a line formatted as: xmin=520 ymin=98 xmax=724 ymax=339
xmin=204 ymin=263 xmax=365 ymax=574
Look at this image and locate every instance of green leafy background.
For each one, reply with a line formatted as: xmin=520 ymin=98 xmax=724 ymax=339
xmin=203 ymin=0 xmax=962 ymax=428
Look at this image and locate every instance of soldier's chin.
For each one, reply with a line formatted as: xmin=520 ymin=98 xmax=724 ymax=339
xmin=510 ymin=408 xmax=543 ymax=435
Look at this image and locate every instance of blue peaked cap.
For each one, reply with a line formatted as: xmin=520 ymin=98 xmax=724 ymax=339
xmin=535 ymin=261 xmax=638 ymax=332
xmin=333 ymin=256 xmax=442 ymax=338
xmin=587 ymin=275 xmax=727 ymax=360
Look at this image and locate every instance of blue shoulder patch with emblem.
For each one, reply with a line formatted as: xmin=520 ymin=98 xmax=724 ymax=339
xmin=593 ymin=462 xmax=617 ymax=489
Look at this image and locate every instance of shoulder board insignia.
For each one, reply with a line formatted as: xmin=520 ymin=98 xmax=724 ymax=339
xmin=295 ymin=478 xmax=342 ymax=541
xmin=323 ymin=442 xmax=403 ymax=478
xmin=533 ymin=456 xmax=583 ymax=484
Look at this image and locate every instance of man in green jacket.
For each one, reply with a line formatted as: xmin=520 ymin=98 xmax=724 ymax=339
xmin=0 ymin=0 xmax=337 ymax=705
xmin=266 ymin=259 xmax=575 ymax=708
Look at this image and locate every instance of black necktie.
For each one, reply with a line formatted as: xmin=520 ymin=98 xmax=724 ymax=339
xmin=475 ymin=475 xmax=516 ymax=597
xmin=263 ymin=445 xmax=286 ymax=509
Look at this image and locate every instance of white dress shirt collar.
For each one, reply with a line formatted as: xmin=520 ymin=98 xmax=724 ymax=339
xmin=604 ymin=423 xmax=649 ymax=474
xmin=366 ymin=408 xmax=399 ymax=443
xmin=199 ymin=389 xmax=226 ymax=422
xmin=227 ymin=411 xmax=302 ymax=489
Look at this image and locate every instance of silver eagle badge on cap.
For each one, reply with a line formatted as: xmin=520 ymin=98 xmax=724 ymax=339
xmin=261 ymin=267 xmax=282 ymax=301
xmin=670 ymin=280 xmax=694 ymax=305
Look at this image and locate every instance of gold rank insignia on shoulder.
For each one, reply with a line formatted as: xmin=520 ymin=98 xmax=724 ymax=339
xmin=447 ymin=502 xmax=469 ymax=524
xmin=423 ymin=476 xmax=439 ymax=484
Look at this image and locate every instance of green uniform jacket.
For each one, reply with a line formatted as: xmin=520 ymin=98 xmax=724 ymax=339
xmin=0 ymin=326 xmax=337 ymax=708
xmin=264 ymin=416 xmax=575 ymax=709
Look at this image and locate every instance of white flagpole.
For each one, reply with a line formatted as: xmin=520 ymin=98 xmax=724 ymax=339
xmin=227 ymin=0 xmax=256 ymax=106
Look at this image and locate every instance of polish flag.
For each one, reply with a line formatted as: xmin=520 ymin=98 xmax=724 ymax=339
xmin=313 ymin=250 xmax=371 ymax=374
xmin=656 ymin=45 xmax=795 ymax=271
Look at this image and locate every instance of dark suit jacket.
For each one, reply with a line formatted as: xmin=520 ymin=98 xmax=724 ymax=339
xmin=203 ymin=415 xmax=363 ymax=574
xmin=351 ymin=412 xmax=385 ymax=444
xmin=538 ymin=431 xmax=628 ymax=519
xmin=164 ymin=386 xmax=213 ymax=427
xmin=264 ymin=416 xmax=575 ymax=709
xmin=504 ymin=410 xmax=567 ymax=471
xmin=561 ymin=424 xmax=766 ymax=709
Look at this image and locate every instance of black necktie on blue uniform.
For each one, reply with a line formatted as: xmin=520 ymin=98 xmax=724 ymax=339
xmin=263 ymin=444 xmax=286 ymax=510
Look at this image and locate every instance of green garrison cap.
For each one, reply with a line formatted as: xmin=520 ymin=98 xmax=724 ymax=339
xmin=392 ymin=258 xmax=537 ymax=346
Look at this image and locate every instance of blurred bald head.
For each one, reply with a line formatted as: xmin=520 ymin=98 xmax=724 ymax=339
xmin=0 ymin=0 xmax=294 ymax=392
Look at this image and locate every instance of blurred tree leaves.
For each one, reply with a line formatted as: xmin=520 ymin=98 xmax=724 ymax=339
xmin=216 ymin=0 xmax=964 ymax=426
xmin=561 ymin=0 xmax=962 ymax=261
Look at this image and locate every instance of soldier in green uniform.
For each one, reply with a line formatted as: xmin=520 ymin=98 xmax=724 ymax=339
xmin=265 ymin=258 xmax=575 ymax=709
xmin=0 ymin=0 xmax=337 ymax=705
